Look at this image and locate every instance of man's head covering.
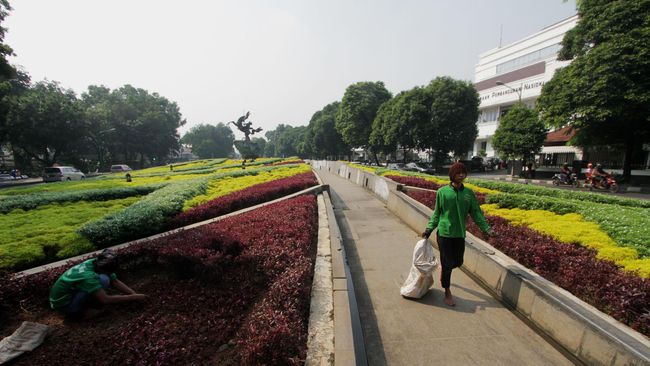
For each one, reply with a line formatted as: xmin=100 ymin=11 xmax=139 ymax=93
xmin=96 ymin=249 xmax=119 ymax=273
xmin=448 ymin=162 xmax=468 ymax=181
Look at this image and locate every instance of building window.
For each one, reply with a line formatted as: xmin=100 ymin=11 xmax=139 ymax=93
xmin=478 ymin=108 xmax=498 ymax=123
xmin=496 ymin=43 xmax=562 ymax=74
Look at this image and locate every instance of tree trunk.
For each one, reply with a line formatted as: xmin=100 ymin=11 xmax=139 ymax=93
xmin=622 ymin=138 xmax=634 ymax=183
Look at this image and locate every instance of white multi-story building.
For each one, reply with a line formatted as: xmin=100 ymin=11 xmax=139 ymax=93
xmin=471 ymin=15 xmax=579 ymax=161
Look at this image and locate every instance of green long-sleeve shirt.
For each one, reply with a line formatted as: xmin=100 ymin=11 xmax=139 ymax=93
xmin=426 ymin=183 xmax=490 ymax=238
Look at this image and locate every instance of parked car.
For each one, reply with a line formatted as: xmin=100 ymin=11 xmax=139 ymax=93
xmin=110 ymin=164 xmax=132 ymax=173
xmin=405 ymin=162 xmax=436 ymax=175
xmin=43 ymin=166 xmax=85 ymax=182
xmin=386 ymin=163 xmax=406 ymax=171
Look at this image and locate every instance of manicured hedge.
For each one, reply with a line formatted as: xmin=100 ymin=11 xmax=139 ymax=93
xmin=467 ymin=178 xmax=650 ymax=209
xmin=0 ymin=185 xmax=162 ymax=214
xmin=0 ymin=197 xmax=142 ymax=271
xmin=467 ymin=216 xmax=650 ymax=337
xmin=1 ymin=195 xmax=318 ymax=364
xmin=385 ymin=175 xmax=443 ymax=190
xmin=487 ymin=193 xmax=650 ymax=258
xmin=184 ymin=164 xmax=311 ymax=210
xmin=78 ymin=177 xmax=210 ymax=247
xmin=168 ymin=172 xmax=318 ymax=229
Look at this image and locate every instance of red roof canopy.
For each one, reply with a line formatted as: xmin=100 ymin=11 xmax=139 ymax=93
xmin=544 ymin=125 xmax=575 ymax=145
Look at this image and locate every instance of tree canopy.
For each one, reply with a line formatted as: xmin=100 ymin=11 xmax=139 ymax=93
xmin=181 ymin=123 xmax=234 ymax=158
xmin=304 ymin=101 xmax=348 ymax=159
xmin=263 ymin=124 xmax=306 ymax=158
xmin=336 ymin=81 xmax=392 ymax=150
xmin=81 ymin=84 xmax=185 ymax=168
xmin=4 ymin=81 xmax=85 ymax=167
xmin=419 ymin=77 xmax=480 ymax=165
xmin=492 ymin=103 xmax=547 ymax=164
xmin=537 ymin=0 xmax=650 ymax=180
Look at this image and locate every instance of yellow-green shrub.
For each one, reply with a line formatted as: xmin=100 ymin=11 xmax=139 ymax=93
xmin=481 ymin=204 xmax=648 ymax=277
xmin=0 ymin=196 xmax=141 ymax=270
xmin=183 ymin=164 xmax=311 ymax=210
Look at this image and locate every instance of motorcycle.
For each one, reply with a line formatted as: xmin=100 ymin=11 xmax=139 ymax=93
xmin=552 ymin=172 xmax=580 ymax=187
xmin=585 ymin=174 xmax=619 ymax=193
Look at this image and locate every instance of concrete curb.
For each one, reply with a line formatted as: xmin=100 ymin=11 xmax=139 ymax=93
xmin=306 ymin=194 xmax=335 ymax=365
xmin=309 ymin=161 xmax=650 ymax=366
xmin=314 ymin=171 xmax=368 ymax=366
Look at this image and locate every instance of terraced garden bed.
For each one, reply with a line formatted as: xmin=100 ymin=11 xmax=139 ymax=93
xmin=1 ymin=195 xmax=318 ymax=364
xmin=390 ymin=174 xmax=650 ymax=337
xmin=0 ymin=159 xmax=317 ymax=272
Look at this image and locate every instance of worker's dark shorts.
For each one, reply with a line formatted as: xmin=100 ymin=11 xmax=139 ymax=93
xmin=60 ymin=274 xmax=110 ymax=314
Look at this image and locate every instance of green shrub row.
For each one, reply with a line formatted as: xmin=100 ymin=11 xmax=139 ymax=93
xmin=486 ymin=193 xmax=650 ymax=257
xmin=77 ymin=163 xmax=297 ymax=248
xmin=172 ymin=158 xmax=228 ymax=172
xmin=78 ymin=178 xmax=211 ymax=247
xmin=468 ymin=178 xmax=650 ymax=209
xmin=0 ymin=184 xmax=164 ymax=214
xmin=0 ymin=196 xmax=141 ymax=271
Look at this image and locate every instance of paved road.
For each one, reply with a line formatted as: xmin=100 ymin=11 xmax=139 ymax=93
xmin=470 ymin=171 xmax=650 ymax=200
xmin=316 ymin=169 xmax=574 ymax=366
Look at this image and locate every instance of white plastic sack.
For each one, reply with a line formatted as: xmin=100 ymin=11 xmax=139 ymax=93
xmin=400 ymin=239 xmax=439 ymax=299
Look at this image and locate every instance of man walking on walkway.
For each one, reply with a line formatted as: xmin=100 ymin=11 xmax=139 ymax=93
xmin=422 ymin=162 xmax=491 ymax=306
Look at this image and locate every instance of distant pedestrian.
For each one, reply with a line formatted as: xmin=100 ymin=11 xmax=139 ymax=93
xmin=169 ymin=164 xmax=173 ymax=171
xmin=421 ymin=162 xmax=492 ymax=306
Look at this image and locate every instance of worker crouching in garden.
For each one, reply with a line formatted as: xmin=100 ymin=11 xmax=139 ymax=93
xmin=49 ymin=249 xmax=146 ymax=320
xmin=421 ymin=162 xmax=492 ymax=306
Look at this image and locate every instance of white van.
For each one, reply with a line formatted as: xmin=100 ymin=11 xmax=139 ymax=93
xmin=110 ymin=164 xmax=132 ymax=173
xmin=43 ymin=166 xmax=86 ymax=182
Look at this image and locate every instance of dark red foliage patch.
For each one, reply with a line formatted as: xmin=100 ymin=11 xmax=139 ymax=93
xmin=385 ymin=175 xmax=443 ymax=190
xmin=404 ymin=190 xmax=650 ymax=337
xmin=466 ymin=216 xmax=650 ymax=337
xmin=407 ymin=190 xmax=436 ymax=208
xmin=168 ymin=171 xmax=317 ymax=229
xmin=1 ymin=195 xmax=319 ymax=365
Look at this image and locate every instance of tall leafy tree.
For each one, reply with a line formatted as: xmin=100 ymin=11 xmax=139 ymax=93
xmin=81 ymin=85 xmax=184 ymax=167
xmin=181 ymin=123 xmax=234 ymax=158
xmin=419 ymin=77 xmax=480 ymax=166
xmin=0 ymin=0 xmax=16 ymax=84
xmin=492 ymin=103 xmax=547 ymax=175
xmin=250 ymin=137 xmax=266 ymax=159
xmin=305 ymin=101 xmax=348 ymax=159
xmin=5 ymin=81 xmax=85 ymax=167
xmin=336 ymin=81 xmax=392 ymax=161
xmin=371 ymin=87 xmax=430 ymax=161
xmin=537 ymin=0 xmax=650 ymax=181
xmin=0 ymin=1 xmax=30 ymax=149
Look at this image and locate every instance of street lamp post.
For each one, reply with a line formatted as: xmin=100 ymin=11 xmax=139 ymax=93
xmin=496 ymin=81 xmax=522 ymax=103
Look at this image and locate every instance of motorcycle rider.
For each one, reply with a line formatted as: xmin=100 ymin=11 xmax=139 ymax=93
xmin=591 ymin=164 xmax=609 ymax=188
xmin=559 ymin=163 xmax=572 ymax=183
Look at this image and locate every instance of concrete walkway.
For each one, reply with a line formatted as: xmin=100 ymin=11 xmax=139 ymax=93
xmin=317 ymin=169 xmax=574 ymax=366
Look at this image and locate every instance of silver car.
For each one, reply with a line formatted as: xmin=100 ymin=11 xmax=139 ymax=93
xmin=43 ymin=166 xmax=86 ymax=182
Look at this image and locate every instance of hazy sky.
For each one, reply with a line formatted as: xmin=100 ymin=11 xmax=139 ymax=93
xmin=4 ymin=0 xmax=576 ymax=139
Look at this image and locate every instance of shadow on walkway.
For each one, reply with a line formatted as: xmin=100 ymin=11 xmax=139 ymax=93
xmin=329 ymin=188 xmax=388 ymax=366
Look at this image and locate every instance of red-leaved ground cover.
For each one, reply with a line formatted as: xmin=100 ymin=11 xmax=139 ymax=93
xmin=0 ymin=195 xmax=318 ymax=365
xmin=403 ymin=184 xmax=486 ymax=207
xmin=385 ymin=175 xmax=443 ymax=190
xmin=401 ymin=184 xmax=650 ymax=337
xmin=168 ymin=171 xmax=318 ymax=229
